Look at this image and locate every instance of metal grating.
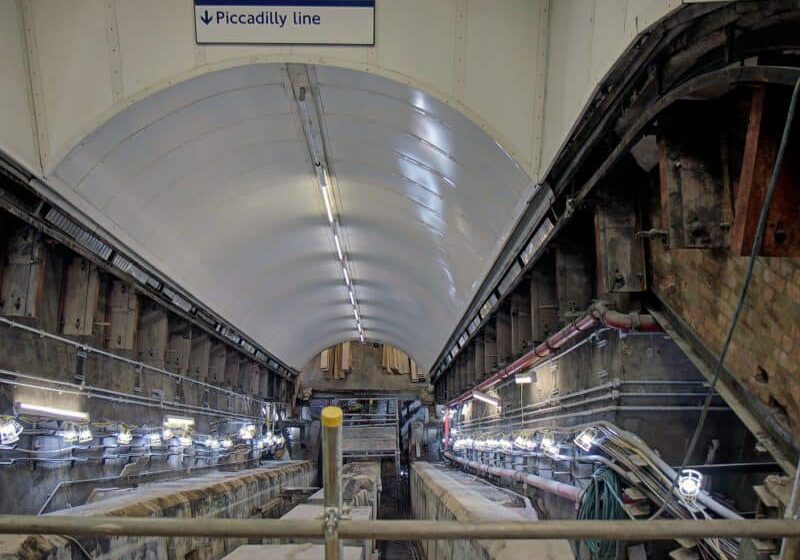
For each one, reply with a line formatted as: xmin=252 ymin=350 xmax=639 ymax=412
xmin=520 ymin=217 xmax=555 ymax=265
xmin=45 ymin=209 xmax=113 ymax=260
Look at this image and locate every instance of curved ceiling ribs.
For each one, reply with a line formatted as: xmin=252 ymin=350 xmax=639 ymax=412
xmin=51 ymin=63 xmax=536 ymax=369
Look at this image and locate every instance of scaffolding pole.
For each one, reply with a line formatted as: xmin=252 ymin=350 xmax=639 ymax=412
xmin=322 ymin=406 xmax=343 ymax=560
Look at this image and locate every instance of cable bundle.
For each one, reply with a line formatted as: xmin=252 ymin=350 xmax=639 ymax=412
xmin=577 ymin=467 xmax=624 ymax=560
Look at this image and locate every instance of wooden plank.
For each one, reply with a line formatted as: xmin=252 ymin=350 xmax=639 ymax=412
xmin=137 ymin=297 xmax=171 ymax=400
xmin=225 ymin=345 xmax=241 ymax=390
xmin=107 ymin=280 xmax=138 ymax=354
xmin=341 ymin=341 xmax=352 ymax=372
xmin=61 ymin=255 xmax=101 ymax=337
xmin=39 ymin=242 xmax=64 ymax=333
xmin=166 ymin=315 xmax=191 ymax=375
xmin=0 ymin=227 xmax=46 ymax=320
xmin=594 ymin=190 xmax=646 ymax=293
xmin=473 ymin=332 xmax=485 ymax=381
xmin=555 ymin=245 xmax=592 ymax=322
xmin=495 ymin=305 xmax=512 ymax=366
xmin=483 ymin=323 xmax=497 ymax=374
xmin=658 ymin=102 xmax=726 ymax=248
xmin=188 ymin=330 xmax=211 ymax=383
xmin=530 ymin=268 xmax=559 ymax=342
xmin=320 ymin=347 xmax=331 ymax=371
xmin=731 ymin=86 xmax=800 ymax=256
xmin=510 ymin=291 xmax=532 ymax=356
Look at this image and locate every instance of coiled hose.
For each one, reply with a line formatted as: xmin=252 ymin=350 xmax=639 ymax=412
xmin=577 ymin=467 xmax=625 ymax=559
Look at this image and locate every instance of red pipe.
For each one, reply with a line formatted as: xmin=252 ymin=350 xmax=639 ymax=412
xmin=447 ymin=303 xmax=661 ymax=407
xmin=444 ymin=451 xmax=581 ymax=502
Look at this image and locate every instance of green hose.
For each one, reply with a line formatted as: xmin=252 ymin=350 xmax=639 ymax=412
xmin=577 ymin=467 xmax=624 ymax=560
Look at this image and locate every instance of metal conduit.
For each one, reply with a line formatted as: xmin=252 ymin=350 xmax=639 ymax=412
xmin=448 ymin=303 xmax=662 ymax=406
xmin=444 ymin=451 xmax=581 ymax=502
xmin=0 ymin=317 xmax=260 ymax=403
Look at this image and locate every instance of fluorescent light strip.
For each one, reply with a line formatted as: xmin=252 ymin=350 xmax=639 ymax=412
xmin=16 ymin=402 xmax=89 ymax=421
xmin=299 ymin=85 xmax=365 ymax=341
xmin=334 ymin=233 xmax=343 ymax=261
xmin=471 ymin=390 xmax=500 ymax=407
xmin=321 ymin=186 xmax=334 ymax=224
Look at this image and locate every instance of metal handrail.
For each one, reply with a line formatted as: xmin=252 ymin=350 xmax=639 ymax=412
xmin=0 ymin=515 xmax=799 ymax=541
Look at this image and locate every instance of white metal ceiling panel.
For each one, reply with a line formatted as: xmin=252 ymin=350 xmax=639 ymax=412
xmin=51 ymin=63 xmax=535 ymax=370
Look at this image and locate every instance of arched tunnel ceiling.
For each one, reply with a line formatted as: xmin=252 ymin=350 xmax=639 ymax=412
xmin=51 ymin=63 xmax=536 ymax=369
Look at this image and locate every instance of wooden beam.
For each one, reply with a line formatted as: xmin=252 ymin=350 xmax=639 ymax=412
xmin=39 ymin=242 xmax=64 ymax=333
xmin=225 ymin=350 xmax=241 ymax=391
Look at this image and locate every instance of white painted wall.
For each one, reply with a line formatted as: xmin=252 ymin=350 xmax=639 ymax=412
xmin=2 ymin=0 xmax=682 ymax=182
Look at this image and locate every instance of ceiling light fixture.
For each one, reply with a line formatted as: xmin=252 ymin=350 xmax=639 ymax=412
xmin=293 ymin=69 xmax=365 ymax=343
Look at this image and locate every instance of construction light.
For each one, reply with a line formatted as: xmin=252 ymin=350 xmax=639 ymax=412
xmin=513 ymin=435 xmax=536 ymax=451
xmin=16 ymin=403 xmax=88 ymax=422
xmin=164 ymin=416 xmax=195 ymax=429
xmin=205 ymin=436 xmax=220 ymax=449
xmin=471 ymin=390 xmax=500 ymax=407
xmin=162 ymin=428 xmax=174 ymax=440
xmin=148 ymin=432 xmax=162 ymax=446
xmin=498 ymin=438 xmax=513 ymax=451
xmin=238 ymin=424 xmax=256 ymax=440
xmin=541 ymin=432 xmax=559 ymax=457
xmin=179 ymin=435 xmax=193 ymax=447
xmin=321 ymin=185 xmax=335 ymax=224
xmin=58 ymin=428 xmax=78 ymax=443
xmin=343 ymin=266 xmax=350 ymax=285
xmin=0 ymin=418 xmax=23 ymax=445
xmin=78 ymin=426 xmax=93 ymax=443
xmin=574 ymin=427 xmax=599 ymax=452
xmin=116 ymin=429 xmax=132 ymax=445
xmin=678 ymin=469 xmax=703 ymax=500
xmin=221 ymin=438 xmax=233 ymax=449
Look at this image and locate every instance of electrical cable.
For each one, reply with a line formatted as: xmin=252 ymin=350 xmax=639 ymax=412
xmin=576 ymin=467 xmax=624 ymax=560
xmin=650 ymin=76 xmax=800 ymax=520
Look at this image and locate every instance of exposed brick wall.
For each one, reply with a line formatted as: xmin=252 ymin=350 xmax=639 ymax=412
xmin=651 ymin=244 xmax=800 ymax=439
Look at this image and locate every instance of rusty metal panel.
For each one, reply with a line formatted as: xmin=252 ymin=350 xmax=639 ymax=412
xmin=731 ymin=87 xmax=800 ymax=257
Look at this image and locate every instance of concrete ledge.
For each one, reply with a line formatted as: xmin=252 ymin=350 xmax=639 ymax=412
xmin=410 ymin=462 xmax=573 ymax=560
xmin=0 ymin=461 xmax=316 ymax=560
